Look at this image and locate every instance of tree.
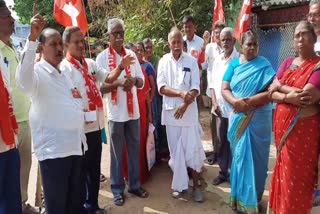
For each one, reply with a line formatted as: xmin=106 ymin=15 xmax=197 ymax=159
xmin=88 ymin=0 xmax=214 ymax=55
xmin=14 ymin=0 xmax=59 ymax=29
xmin=13 ymin=0 xmax=91 ymax=32
xmin=13 ymin=0 xmax=242 ymax=56
xmin=224 ymin=0 xmax=242 ymax=28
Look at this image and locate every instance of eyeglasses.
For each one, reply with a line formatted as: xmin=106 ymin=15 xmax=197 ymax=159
xmin=110 ymin=31 xmax=125 ymax=37
xmin=307 ymin=13 xmax=320 ymax=19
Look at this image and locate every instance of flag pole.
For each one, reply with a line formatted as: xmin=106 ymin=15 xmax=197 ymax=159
xmin=80 ymin=0 xmax=92 ymax=59
xmin=86 ymin=34 xmax=92 ymax=59
xmin=167 ymin=5 xmax=177 ymax=27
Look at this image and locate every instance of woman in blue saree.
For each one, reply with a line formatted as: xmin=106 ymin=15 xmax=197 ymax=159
xmin=221 ymin=30 xmax=275 ymax=213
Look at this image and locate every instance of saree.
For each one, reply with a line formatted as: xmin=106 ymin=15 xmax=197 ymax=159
xmin=141 ymin=62 xmax=159 ymax=145
xmin=122 ymin=66 xmax=151 ymax=184
xmin=269 ymin=57 xmax=320 ymax=214
xmin=228 ymin=56 xmax=275 ymax=212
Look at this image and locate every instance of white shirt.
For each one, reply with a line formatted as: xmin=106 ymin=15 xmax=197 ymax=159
xmin=315 ymin=36 xmax=320 ymax=55
xmin=0 ymin=53 xmax=16 ymax=153
xmin=183 ymin=34 xmax=204 ymax=59
xmin=96 ymin=48 xmax=144 ymax=122
xmin=15 ymin=41 xmax=86 ymax=161
xmin=157 ymin=52 xmax=200 ymax=126
xmin=209 ymin=48 xmax=239 ymax=118
xmin=60 ymin=58 xmax=107 ymax=133
xmin=205 ymin=42 xmax=223 ymax=97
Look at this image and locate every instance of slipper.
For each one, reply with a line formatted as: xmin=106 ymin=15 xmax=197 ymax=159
xmin=212 ymin=176 xmax=227 ymax=186
xmin=113 ymin=194 xmax=125 ymax=206
xmin=128 ymin=187 xmax=149 ymax=198
xmin=100 ymin=174 xmax=106 ymax=182
xmin=193 ymin=188 xmax=205 ymax=203
xmin=171 ymin=189 xmax=188 ymax=199
xmin=207 ymin=154 xmax=217 ymax=165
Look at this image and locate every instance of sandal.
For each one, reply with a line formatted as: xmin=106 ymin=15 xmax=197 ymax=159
xmin=128 ymin=187 xmax=149 ymax=198
xmin=171 ymin=190 xmax=188 ymax=199
xmin=212 ymin=176 xmax=227 ymax=186
xmin=193 ymin=188 xmax=205 ymax=203
xmin=113 ymin=194 xmax=125 ymax=206
xmin=100 ymin=174 xmax=106 ymax=182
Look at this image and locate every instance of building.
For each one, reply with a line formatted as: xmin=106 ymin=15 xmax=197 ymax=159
xmin=11 ymin=21 xmax=30 ymax=52
xmin=252 ymin=0 xmax=309 ymax=70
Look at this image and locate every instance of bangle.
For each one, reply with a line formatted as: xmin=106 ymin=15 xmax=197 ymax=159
xmin=282 ymin=94 xmax=287 ymax=103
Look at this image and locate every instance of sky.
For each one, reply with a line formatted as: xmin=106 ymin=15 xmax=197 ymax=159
xmin=5 ymin=0 xmax=18 ymax=19
xmin=4 ymin=0 xmax=13 ymax=6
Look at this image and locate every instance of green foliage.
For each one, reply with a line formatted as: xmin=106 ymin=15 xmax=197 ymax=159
xmin=13 ymin=0 xmax=92 ymax=33
xmin=14 ymin=0 xmax=60 ymax=29
xmin=13 ymin=0 xmax=242 ymax=56
xmin=89 ymin=0 xmax=214 ymax=56
xmin=224 ymin=0 xmax=242 ymax=28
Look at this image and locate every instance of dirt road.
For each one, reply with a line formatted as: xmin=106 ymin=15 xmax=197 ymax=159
xmin=27 ymin=108 xmax=278 ymax=214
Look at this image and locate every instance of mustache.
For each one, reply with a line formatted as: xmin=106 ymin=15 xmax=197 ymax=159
xmin=173 ymin=48 xmax=181 ymax=51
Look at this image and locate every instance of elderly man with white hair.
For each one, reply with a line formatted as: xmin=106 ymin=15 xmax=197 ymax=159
xmin=209 ymin=27 xmax=239 ymax=186
xmin=157 ymin=27 xmax=206 ymax=202
xmin=96 ymin=18 xmax=148 ymax=206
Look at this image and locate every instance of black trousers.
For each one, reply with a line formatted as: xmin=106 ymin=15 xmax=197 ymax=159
xmin=216 ymin=116 xmax=232 ymax=179
xmin=83 ymin=130 xmax=102 ymax=211
xmin=40 ymin=155 xmax=85 ymax=214
xmin=0 ymin=148 xmax=21 ymax=214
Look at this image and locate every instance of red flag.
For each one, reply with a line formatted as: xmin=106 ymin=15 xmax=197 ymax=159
xmin=54 ymin=0 xmax=88 ymax=35
xmin=234 ymin=0 xmax=253 ymax=40
xmin=212 ymin=0 xmax=225 ymax=30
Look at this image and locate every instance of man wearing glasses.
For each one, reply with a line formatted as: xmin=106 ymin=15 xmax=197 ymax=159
xmin=96 ymin=18 xmax=149 ymax=207
xmin=308 ymin=0 xmax=320 ymax=55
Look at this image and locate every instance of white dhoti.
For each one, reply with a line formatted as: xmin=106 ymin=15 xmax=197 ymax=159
xmin=166 ymin=125 xmax=206 ymax=192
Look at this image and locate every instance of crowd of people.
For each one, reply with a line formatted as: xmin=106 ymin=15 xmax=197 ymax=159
xmin=1 ymin=0 xmax=320 ymax=214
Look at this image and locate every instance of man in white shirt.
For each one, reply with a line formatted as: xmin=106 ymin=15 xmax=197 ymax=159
xmin=203 ymin=21 xmax=225 ymax=165
xmin=96 ymin=18 xmax=149 ymax=206
xmin=16 ymin=16 xmax=87 ymax=214
xmin=308 ymin=0 xmax=320 ymax=55
xmin=157 ymin=28 xmax=206 ymax=203
xmin=210 ymin=27 xmax=239 ymax=186
xmin=182 ymin=15 xmax=204 ymax=60
xmin=60 ymin=26 xmax=107 ymax=214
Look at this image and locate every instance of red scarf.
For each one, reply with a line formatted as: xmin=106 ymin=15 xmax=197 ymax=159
xmin=108 ymin=45 xmax=134 ymax=117
xmin=66 ymin=54 xmax=103 ymax=111
xmin=0 ymin=68 xmax=18 ymax=145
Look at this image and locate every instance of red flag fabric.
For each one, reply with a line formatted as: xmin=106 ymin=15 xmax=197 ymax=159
xmin=54 ymin=0 xmax=88 ymax=35
xmin=212 ymin=0 xmax=225 ymax=30
xmin=234 ymin=0 xmax=253 ymax=40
